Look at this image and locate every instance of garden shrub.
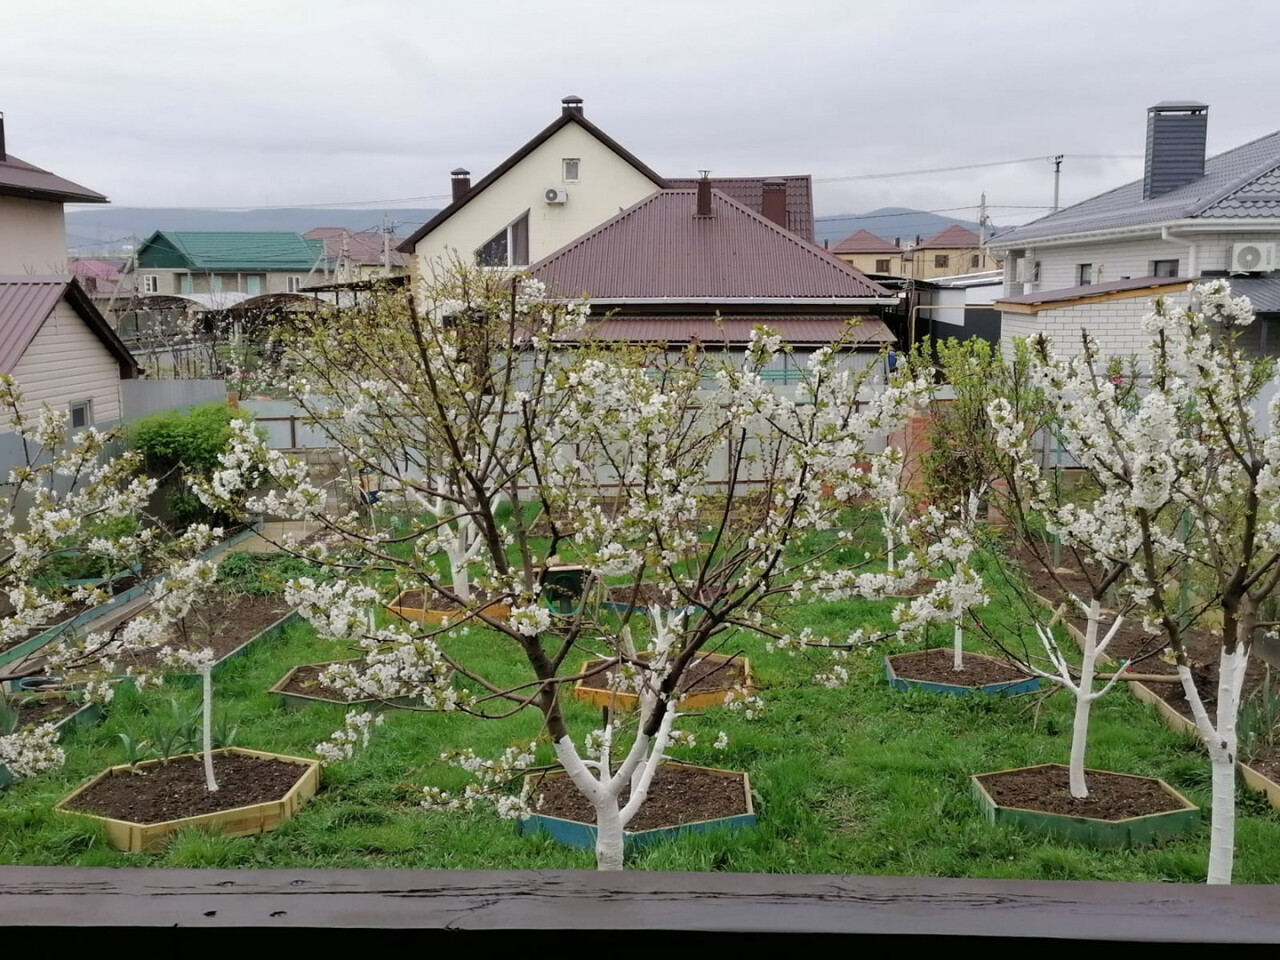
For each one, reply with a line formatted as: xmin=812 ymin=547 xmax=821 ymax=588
xmin=130 ymin=402 xmax=249 ymax=526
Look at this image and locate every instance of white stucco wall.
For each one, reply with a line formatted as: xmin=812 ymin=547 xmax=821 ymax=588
xmin=0 ymin=196 xmax=67 ymax=274
xmin=411 ymin=122 xmax=662 ymax=276
xmin=999 ymin=228 xmax=1280 ymax=297
xmin=10 ymin=298 xmax=122 ymax=422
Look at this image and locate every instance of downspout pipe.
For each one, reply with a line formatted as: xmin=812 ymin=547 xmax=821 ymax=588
xmin=1161 ymin=226 xmax=1198 ymax=278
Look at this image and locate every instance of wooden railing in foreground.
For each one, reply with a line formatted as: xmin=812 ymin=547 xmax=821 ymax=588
xmin=0 ymin=867 xmax=1277 ymax=943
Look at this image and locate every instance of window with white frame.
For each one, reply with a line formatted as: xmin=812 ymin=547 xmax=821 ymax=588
xmin=287 ymin=276 xmax=304 ymax=293
xmin=476 ymin=212 xmax=530 ymax=267
xmin=141 ymin=274 xmax=160 ymax=294
xmin=1151 ymin=259 xmax=1179 ymax=278
xmin=69 ymin=400 xmax=92 ymax=429
xmin=562 ymin=158 xmax=580 ymax=182
xmin=1077 ymin=263 xmax=1093 ymax=285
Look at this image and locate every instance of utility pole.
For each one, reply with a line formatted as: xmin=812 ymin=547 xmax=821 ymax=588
xmin=1050 ymin=155 xmax=1064 ymax=212
xmin=382 ymin=214 xmax=391 ymax=273
xmin=977 ymin=192 xmax=989 ymax=269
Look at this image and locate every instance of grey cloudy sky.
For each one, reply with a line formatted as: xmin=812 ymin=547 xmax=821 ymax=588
xmin=4 ymin=0 xmax=1280 ymax=226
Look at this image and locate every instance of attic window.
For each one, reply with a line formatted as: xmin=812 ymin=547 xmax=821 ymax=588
xmin=562 ymin=158 xmax=580 ymax=182
xmin=476 ymin=212 xmax=530 ymax=267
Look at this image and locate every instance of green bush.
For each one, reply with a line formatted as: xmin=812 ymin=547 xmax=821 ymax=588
xmin=130 ymin=402 xmax=247 ymax=526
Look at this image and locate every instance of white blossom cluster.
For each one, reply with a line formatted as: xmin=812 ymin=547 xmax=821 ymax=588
xmin=421 ymin=741 xmax=539 ymax=819
xmin=314 ymin=710 xmax=384 ymax=764
xmin=0 ymin=723 xmax=65 ymax=780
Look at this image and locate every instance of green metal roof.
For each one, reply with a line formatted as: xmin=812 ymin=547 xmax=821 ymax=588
xmin=136 ymin=231 xmax=325 ymax=271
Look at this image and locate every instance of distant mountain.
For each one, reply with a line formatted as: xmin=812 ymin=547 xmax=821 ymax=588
xmin=814 ymin=207 xmax=987 ymax=249
xmin=65 ymin=207 xmax=438 ymax=255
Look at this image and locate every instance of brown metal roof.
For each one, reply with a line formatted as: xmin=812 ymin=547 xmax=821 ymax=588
xmin=562 ymin=315 xmax=894 ymax=346
xmin=397 ymin=105 xmax=666 ymax=253
xmin=0 ymin=276 xmax=138 ymax=376
xmin=0 ymin=154 xmax=107 ymax=204
xmin=666 ymin=176 xmax=813 ymax=242
xmin=305 ymin=228 xmax=407 ymax=267
xmin=996 ymin=275 xmax=1185 ymax=307
xmin=916 ymin=224 xmax=981 ymax=249
xmin=831 ymin=229 xmax=901 ymax=255
xmin=531 ymin=190 xmax=893 ymax=301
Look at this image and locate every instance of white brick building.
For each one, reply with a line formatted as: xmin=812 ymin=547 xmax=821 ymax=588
xmin=989 ymin=102 xmax=1280 ymax=365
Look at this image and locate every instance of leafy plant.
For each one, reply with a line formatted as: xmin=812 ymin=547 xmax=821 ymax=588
xmin=210 ymin=712 xmax=239 ymax=749
xmin=149 ymin=697 xmax=200 ymax=761
xmin=116 ymin=733 xmax=155 ymax=769
xmin=130 ymin=403 xmax=255 ymax=526
xmin=0 ymin=693 xmax=17 ymax=737
xmin=216 ymin=552 xmax=328 ymax=597
xmin=1239 ymin=670 xmax=1280 ymax=765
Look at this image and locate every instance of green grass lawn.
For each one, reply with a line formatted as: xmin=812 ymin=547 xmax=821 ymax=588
xmin=4 ymin=541 xmax=1280 ymax=881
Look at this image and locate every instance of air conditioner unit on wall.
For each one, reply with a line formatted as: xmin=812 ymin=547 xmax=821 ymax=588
xmin=1231 ymin=242 xmax=1276 ymax=274
xmin=544 ymin=188 xmax=568 ymax=204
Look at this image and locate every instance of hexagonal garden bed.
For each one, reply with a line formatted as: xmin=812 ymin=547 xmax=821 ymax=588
xmin=518 ymin=761 xmax=756 ymax=850
xmin=885 ymin=649 xmax=1040 ymax=697
xmin=971 ymin=763 xmax=1199 ymax=845
xmin=386 ymin=588 xmax=510 ymax=625
xmin=269 ymin=659 xmax=423 ymax=710
xmin=573 ymin=651 xmax=751 ymax=711
xmin=56 ymin=747 xmax=321 ymax=852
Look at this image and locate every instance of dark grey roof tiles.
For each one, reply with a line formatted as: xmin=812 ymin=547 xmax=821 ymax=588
xmin=992 ymin=130 xmax=1280 ymax=245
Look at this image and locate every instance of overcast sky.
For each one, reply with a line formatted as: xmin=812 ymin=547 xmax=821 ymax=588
xmin=4 ymin=0 xmax=1280 ymax=227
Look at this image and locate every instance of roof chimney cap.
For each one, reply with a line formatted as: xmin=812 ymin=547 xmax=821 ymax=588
xmin=561 ymin=95 xmax=584 ymax=116
xmin=1148 ymin=100 xmax=1208 ymax=113
xmin=451 ymin=167 xmax=470 ymax=177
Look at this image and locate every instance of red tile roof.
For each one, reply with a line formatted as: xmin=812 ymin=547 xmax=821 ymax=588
xmin=666 ymin=176 xmax=813 ymax=241
xmin=916 ymin=224 xmax=981 ymax=249
xmin=831 ymin=229 xmax=901 ymax=255
xmin=561 ymin=315 xmax=894 ymax=346
xmin=398 ymin=105 xmax=666 ymax=253
xmin=0 ymin=154 xmax=106 ymax=204
xmin=305 ymin=228 xmax=407 ymax=267
xmin=531 ymin=189 xmax=892 ymax=301
xmin=0 ymin=276 xmax=137 ymax=376
xmin=68 ymin=258 xmax=124 ymax=281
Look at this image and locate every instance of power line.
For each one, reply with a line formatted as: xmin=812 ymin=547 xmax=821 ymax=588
xmin=812 ymin=154 xmax=1141 ymax=184
xmin=813 ymin=204 xmax=1052 ymax=226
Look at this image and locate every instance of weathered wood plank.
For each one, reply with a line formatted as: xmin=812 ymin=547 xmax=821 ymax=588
xmin=0 ymin=868 xmax=1277 ymax=942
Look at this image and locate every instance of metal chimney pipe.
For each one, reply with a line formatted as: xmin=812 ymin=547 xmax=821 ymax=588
xmin=450 ymin=168 xmax=471 ymax=204
xmin=0 ymin=113 xmax=6 ymax=162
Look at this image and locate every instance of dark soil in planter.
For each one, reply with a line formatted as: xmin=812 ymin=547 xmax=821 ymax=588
xmin=605 ymin=583 xmax=719 ymax=610
xmin=976 ymin=765 xmax=1184 ymax=820
xmin=891 ymin=648 xmax=1030 ymax=686
xmin=392 ymin=588 xmax=504 ymax=613
xmin=593 ymin=654 xmax=747 ymax=695
xmin=529 ymin=763 xmax=747 ymax=831
xmin=65 ymin=753 xmax=305 ymax=823
xmin=279 ymin=663 xmax=346 ymax=700
xmin=13 ymin=696 xmax=80 ymax=727
xmin=113 ymin=594 xmax=292 ymax=671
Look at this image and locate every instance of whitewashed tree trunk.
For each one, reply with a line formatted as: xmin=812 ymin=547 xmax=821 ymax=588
xmin=1069 ymin=601 xmax=1102 ymax=799
xmin=1179 ymin=642 xmax=1248 ymax=885
xmin=952 ymin=622 xmax=964 ymax=671
xmin=201 ymin=664 xmax=219 ymax=793
xmin=885 ymin=517 xmax=896 ymax=574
